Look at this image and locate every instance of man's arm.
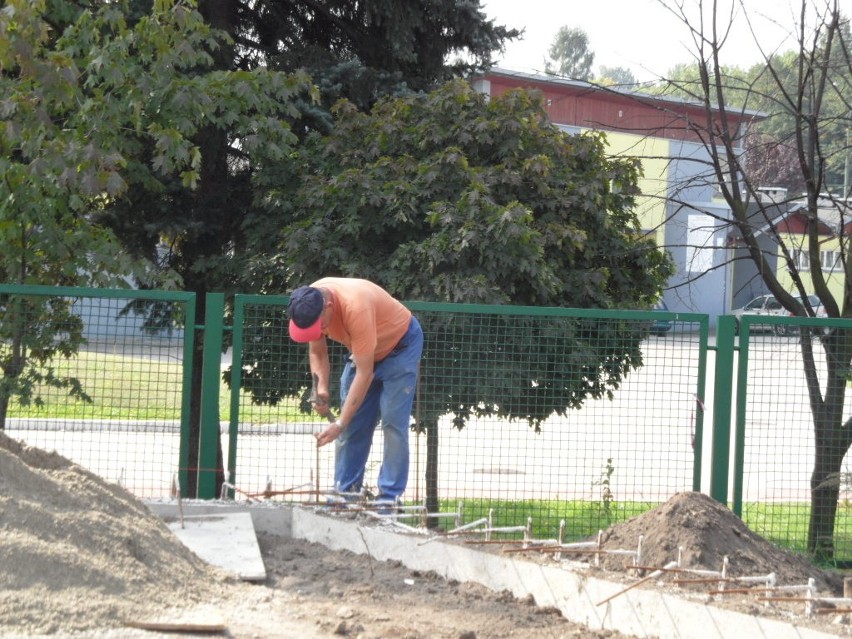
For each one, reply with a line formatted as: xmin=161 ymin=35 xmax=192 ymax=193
xmin=337 ymin=352 xmax=373 ymax=427
xmin=315 ymin=352 xmax=374 ymax=447
xmin=308 ymin=337 xmax=331 ymax=412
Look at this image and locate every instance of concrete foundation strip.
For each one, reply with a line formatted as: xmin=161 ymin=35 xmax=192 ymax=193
xmin=146 ymin=502 xmax=848 ymax=639
xmin=155 ymin=488 xmax=849 ymax=630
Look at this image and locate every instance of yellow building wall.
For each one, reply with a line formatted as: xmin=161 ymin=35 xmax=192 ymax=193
xmin=603 ymin=131 xmax=670 ymax=247
xmin=776 ymin=232 xmax=845 ymax=301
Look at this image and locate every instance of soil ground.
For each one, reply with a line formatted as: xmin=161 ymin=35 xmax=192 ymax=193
xmin=1 ymin=431 xmax=851 ymax=638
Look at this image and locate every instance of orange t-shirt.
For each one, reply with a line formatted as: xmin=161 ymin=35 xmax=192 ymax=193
xmin=312 ymin=278 xmax=411 ymax=361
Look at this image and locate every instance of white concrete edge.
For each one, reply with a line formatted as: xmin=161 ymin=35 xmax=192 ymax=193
xmin=147 ymin=499 xmax=294 ymax=537
xmin=145 ymin=501 xmax=843 ymax=639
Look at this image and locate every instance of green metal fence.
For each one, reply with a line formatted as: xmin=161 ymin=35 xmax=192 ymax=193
xmin=227 ymin=294 xmax=709 ymax=540
xmin=19 ymin=284 xmax=852 ymax=556
xmin=0 ymin=284 xmax=196 ymax=498
xmin=727 ymin=313 xmax=852 ymax=561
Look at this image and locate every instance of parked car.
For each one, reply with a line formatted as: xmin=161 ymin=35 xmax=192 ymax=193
xmin=774 ymin=295 xmax=827 ymax=336
xmin=649 ymin=300 xmax=672 ymax=336
xmin=732 ymin=294 xmax=824 ymax=335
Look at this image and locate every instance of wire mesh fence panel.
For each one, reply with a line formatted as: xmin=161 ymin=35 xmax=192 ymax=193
xmin=226 ymin=297 xmax=338 ymax=500
xmin=0 ymin=286 xmax=193 ymax=499
xmin=1 ymin=286 xmax=708 ymax=543
xmin=228 ymin=297 xmax=708 ymax=542
xmin=409 ymin=306 xmax=707 ymax=540
xmin=737 ymin=317 xmax=852 ymax=561
xmin=14 ymin=283 xmax=852 ymax=562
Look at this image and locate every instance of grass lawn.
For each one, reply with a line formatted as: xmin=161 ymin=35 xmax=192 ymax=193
xmin=434 ymin=498 xmax=660 ymax=541
xmin=6 ymin=349 xmax=309 ymax=423
xmin=742 ymin=501 xmax=852 ymax=563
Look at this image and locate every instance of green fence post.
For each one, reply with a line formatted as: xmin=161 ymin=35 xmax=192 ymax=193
xmin=731 ymin=319 xmax=751 ymax=519
xmin=179 ymin=295 xmax=197 ymax=498
xmin=226 ymin=296 xmax=246 ymax=498
xmin=692 ymin=316 xmax=711 ymax=492
xmin=197 ymin=292 xmax=225 ymax=499
xmin=710 ymin=315 xmax=736 ymax=505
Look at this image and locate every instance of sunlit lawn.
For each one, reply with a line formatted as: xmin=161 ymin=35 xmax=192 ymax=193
xmin=435 ymin=498 xmax=658 ymax=541
xmin=6 ymin=350 xmax=308 ymax=423
xmin=741 ymin=501 xmax=852 ymax=563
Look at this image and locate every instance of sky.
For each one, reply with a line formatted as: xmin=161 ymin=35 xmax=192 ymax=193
xmin=480 ymin=0 xmax=851 ymax=83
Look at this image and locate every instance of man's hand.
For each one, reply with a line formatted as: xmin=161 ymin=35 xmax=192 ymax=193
xmin=315 ymin=421 xmax=344 ymax=447
xmin=311 ymin=392 xmax=332 ymax=417
xmin=309 ymin=372 xmax=332 ymax=417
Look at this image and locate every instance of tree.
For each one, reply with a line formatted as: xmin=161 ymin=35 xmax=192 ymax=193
xmin=643 ymin=57 xmax=809 ymax=192
xmin=93 ymin=0 xmax=519 ymax=497
xmin=743 ymin=132 xmax=806 ymax=195
xmin=237 ymin=80 xmax=672 ymax=517
xmin=656 ymin=0 xmax=852 ymax=559
xmin=0 ymin=0 xmax=170 ymax=428
xmin=0 ymin=0 xmax=313 ymax=490
xmin=242 ymin=0 xmax=520 ymax=107
xmin=544 ymin=26 xmax=595 ymax=80
xmin=597 ymin=66 xmax=638 ymax=87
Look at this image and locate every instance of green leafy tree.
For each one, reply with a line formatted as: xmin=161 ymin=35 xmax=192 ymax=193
xmin=103 ymin=0 xmax=520 ymax=296
xmin=91 ymin=0 xmax=517 ymax=496
xmin=544 ymin=26 xmax=595 ymax=80
xmin=238 ymin=80 xmax=672 ymax=514
xmin=645 ymin=61 xmax=748 ymax=100
xmin=280 ymin=82 xmax=670 ymax=306
xmin=0 ymin=0 xmax=153 ymax=428
xmin=0 ymin=1 xmax=313 ymax=494
xmin=597 ymin=66 xmax=637 ymax=87
xmin=243 ymin=0 xmax=520 ymax=109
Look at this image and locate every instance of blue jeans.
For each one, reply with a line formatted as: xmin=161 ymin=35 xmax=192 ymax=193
xmin=335 ymin=316 xmax=423 ymax=499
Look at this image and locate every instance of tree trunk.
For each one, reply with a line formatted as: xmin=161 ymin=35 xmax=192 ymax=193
xmin=0 ymin=394 xmax=8 ymax=430
xmin=0 ymin=320 xmax=26 ymax=431
xmin=808 ymin=449 xmax=844 ymax=559
xmin=804 ymin=330 xmax=852 ymax=559
xmin=425 ymin=418 xmax=440 ymax=529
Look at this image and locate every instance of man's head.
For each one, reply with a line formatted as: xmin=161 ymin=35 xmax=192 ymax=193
xmin=287 ymin=286 xmax=325 ymax=342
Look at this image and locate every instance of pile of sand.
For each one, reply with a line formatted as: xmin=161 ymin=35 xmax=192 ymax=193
xmin=0 ymin=431 xmax=232 ymax=635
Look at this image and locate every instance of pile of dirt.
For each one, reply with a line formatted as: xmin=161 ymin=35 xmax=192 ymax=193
xmin=0 ymin=430 xmax=639 ymax=638
xmin=0 ymin=431 xmax=233 ymax=635
xmin=597 ymin=491 xmax=843 ymax=594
